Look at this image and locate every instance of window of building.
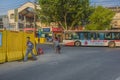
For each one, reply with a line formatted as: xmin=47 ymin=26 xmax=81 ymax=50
xmin=19 ymin=15 xmax=21 ymax=19
xmin=0 ymin=18 xmax=2 ymax=21
xmin=10 ymin=14 xmax=14 ymax=19
xmin=19 ymin=14 xmax=24 ymax=20
xmin=0 ymin=21 xmax=3 ymax=24
xmin=18 ymin=23 xmax=24 ymax=29
xmin=0 ymin=25 xmax=3 ymax=28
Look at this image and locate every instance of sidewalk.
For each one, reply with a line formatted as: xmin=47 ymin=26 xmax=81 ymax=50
xmin=0 ymin=52 xmax=68 ymax=75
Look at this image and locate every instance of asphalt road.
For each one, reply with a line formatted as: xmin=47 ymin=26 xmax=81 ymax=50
xmin=1 ymin=45 xmax=120 ymax=80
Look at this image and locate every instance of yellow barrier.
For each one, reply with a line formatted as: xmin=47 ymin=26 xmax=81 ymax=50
xmin=35 ymin=37 xmax=46 ymax=44
xmin=0 ymin=30 xmax=6 ymax=63
xmin=0 ymin=31 xmax=37 ymax=63
xmin=35 ymin=38 xmax=39 ymax=44
xmin=40 ymin=38 xmax=46 ymax=43
xmin=22 ymin=32 xmax=37 ymax=58
xmin=6 ymin=31 xmax=23 ymax=62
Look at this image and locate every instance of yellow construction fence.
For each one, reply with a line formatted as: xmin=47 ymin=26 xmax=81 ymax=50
xmin=0 ymin=30 xmax=37 ymax=63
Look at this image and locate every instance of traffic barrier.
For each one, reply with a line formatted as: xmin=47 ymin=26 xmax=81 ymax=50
xmin=0 ymin=30 xmax=6 ymax=63
xmin=6 ymin=31 xmax=23 ymax=62
xmin=35 ymin=37 xmax=40 ymax=44
xmin=22 ymin=32 xmax=37 ymax=58
xmin=0 ymin=30 xmax=37 ymax=63
xmin=40 ymin=38 xmax=46 ymax=43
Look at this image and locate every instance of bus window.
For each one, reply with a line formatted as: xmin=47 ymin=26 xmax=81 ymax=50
xmin=87 ymin=33 xmax=91 ymax=40
xmin=79 ymin=33 xmax=84 ymax=40
xmin=105 ymin=32 xmax=111 ymax=40
xmin=84 ymin=33 xmax=88 ymax=40
xmin=72 ymin=32 xmax=79 ymax=39
xmin=65 ymin=33 xmax=72 ymax=40
xmin=90 ymin=32 xmax=97 ymax=40
xmin=112 ymin=32 xmax=120 ymax=40
xmin=79 ymin=32 xmax=88 ymax=40
xmin=98 ymin=33 xmax=105 ymax=40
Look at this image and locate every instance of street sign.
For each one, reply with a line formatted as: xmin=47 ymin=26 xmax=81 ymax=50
xmin=43 ymin=28 xmax=50 ymax=32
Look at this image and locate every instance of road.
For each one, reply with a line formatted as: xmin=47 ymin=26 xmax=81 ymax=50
xmin=0 ymin=45 xmax=120 ymax=80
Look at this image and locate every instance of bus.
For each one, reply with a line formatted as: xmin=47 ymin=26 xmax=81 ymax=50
xmin=63 ymin=30 xmax=120 ymax=48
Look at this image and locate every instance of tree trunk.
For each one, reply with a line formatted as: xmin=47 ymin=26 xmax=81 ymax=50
xmin=64 ymin=13 xmax=67 ymax=30
xmin=70 ymin=20 xmax=77 ymax=30
xmin=58 ymin=21 xmax=65 ymax=30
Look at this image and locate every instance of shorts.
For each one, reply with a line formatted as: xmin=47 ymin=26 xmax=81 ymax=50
xmin=56 ymin=45 xmax=61 ymax=50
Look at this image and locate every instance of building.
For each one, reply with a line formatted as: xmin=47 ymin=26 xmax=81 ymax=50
xmin=0 ymin=15 xmax=9 ymax=30
xmin=8 ymin=2 xmax=40 ymax=31
xmin=108 ymin=6 xmax=120 ymax=29
xmin=112 ymin=13 xmax=120 ymax=29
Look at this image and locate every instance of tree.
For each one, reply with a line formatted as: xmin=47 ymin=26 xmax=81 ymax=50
xmin=85 ymin=6 xmax=115 ymax=30
xmin=37 ymin=0 xmax=93 ymax=30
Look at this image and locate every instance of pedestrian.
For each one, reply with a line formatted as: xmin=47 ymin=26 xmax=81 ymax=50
xmin=53 ymin=37 xmax=61 ymax=54
xmin=24 ymin=37 xmax=37 ymax=62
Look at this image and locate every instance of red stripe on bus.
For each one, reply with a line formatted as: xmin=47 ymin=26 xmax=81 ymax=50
xmin=114 ymin=40 xmax=120 ymax=42
xmin=65 ymin=42 xmax=74 ymax=46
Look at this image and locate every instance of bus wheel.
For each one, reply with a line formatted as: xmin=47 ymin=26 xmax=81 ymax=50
xmin=74 ymin=41 xmax=81 ymax=47
xmin=108 ymin=41 xmax=116 ymax=48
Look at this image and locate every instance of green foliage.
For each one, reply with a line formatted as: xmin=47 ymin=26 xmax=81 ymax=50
xmin=86 ymin=6 xmax=115 ymax=30
xmin=37 ymin=0 xmax=92 ymax=30
xmin=37 ymin=1 xmax=114 ymax=30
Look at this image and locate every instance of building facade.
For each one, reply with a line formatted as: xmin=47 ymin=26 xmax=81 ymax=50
xmin=108 ymin=7 xmax=120 ymax=29
xmin=8 ymin=2 xmax=40 ymax=31
xmin=0 ymin=15 xmax=9 ymax=30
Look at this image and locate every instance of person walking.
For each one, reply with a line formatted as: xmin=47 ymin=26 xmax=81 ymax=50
xmin=53 ymin=37 xmax=61 ymax=54
xmin=24 ymin=37 xmax=37 ymax=62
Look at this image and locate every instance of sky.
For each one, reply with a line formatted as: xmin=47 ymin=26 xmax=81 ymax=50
xmin=90 ymin=0 xmax=120 ymax=6
xmin=0 ymin=0 xmax=120 ymax=15
xmin=0 ymin=0 xmax=34 ymax=15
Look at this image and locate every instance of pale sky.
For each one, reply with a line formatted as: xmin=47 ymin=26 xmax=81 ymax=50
xmin=0 ymin=0 xmax=120 ymax=15
xmin=90 ymin=0 xmax=120 ymax=6
xmin=0 ymin=0 xmax=34 ymax=15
